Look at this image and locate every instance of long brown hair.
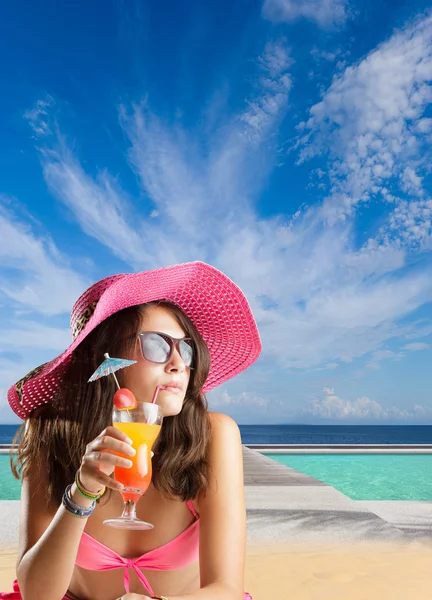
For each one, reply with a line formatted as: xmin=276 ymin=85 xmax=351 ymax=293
xmin=11 ymin=301 xmax=212 ymax=506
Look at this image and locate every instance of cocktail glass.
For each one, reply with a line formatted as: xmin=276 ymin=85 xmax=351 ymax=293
xmin=103 ymin=401 xmax=163 ymax=530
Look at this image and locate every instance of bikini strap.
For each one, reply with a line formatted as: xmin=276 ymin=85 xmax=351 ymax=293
xmin=186 ymin=499 xmax=199 ymax=519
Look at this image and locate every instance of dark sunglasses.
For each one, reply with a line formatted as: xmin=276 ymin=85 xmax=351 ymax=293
xmin=137 ymin=331 xmax=195 ymax=368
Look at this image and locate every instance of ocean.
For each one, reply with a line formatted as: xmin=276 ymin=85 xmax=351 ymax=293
xmin=1 ymin=423 xmax=431 ymax=445
xmin=238 ymin=424 xmax=432 ymax=444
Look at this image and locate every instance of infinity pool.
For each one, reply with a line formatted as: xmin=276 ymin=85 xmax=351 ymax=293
xmin=0 ymin=455 xmax=21 ymax=500
xmin=267 ymin=453 xmax=432 ymax=500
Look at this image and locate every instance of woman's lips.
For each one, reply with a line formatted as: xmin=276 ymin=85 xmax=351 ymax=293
xmin=161 ymin=385 xmax=183 ymax=393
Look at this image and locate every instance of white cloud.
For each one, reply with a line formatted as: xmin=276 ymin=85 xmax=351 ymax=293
xmin=303 ymin=387 xmax=430 ymax=421
xmin=372 ymin=349 xmax=404 ymax=361
xmin=41 ymin=143 xmax=156 ymax=271
xmin=298 ymin=13 xmax=432 ymax=231
xmin=416 ymin=118 xmax=432 ymax=134
xmin=402 ymin=342 xmax=430 ymax=351
xmin=366 ymin=361 xmax=380 ymax=371
xmin=25 ymin=96 xmax=55 ymax=137
xmin=241 ymin=39 xmax=292 ymax=141
xmin=0 ymin=321 xmax=70 ymax=351
xmin=401 ymin=167 xmax=424 ymax=197
xmin=210 ymin=390 xmax=269 ymax=409
xmin=207 ymin=386 xmax=288 ymax=424
xmin=376 ymin=198 xmax=432 ymax=251
xmin=310 ymin=47 xmax=345 ymax=63
xmin=262 ymin=0 xmax=349 ymax=29
xmin=412 ymin=404 xmax=432 ymax=417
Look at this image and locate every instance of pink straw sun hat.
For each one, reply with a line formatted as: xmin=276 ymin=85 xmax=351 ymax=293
xmin=8 ymin=261 xmax=262 ymax=419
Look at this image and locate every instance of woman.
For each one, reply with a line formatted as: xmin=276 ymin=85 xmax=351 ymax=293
xmin=1 ymin=261 xmax=261 ymax=600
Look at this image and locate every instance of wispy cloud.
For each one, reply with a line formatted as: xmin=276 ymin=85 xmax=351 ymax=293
xmin=0 ymin=198 xmax=91 ymax=421
xmin=25 ymin=104 xmax=155 ymax=271
xmin=262 ymin=0 xmax=350 ymax=29
xmin=0 ymin=321 xmax=70 ymax=351
xmin=241 ymin=39 xmax=293 ymax=140
xmin=211 ymin=390 xmax=270 ymax=409
xmin=0 ymin=201 xmax=88 ymax=315
xmin=372 ymin=350 xmax=404 ymax=361
xmin=207 ymin=387 xmax=286 ymax=424
xmin=24 ymin=97 xmax=55 ymax=137
xmin=23 ymin=39 xmax=293 ymax=272
xmin=403 ymin=342 xmax=430 ymax=351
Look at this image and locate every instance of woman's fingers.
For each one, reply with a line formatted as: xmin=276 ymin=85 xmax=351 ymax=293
xmin=101 ymin=425 xmax=133 ymax=444
xmin=81 ymin=468 xmax=124 ymax=491
xmin=90 ymin=433 xmax=136 ymax=458
xmin=80 ymin=447 xmax=133 ymax=490
xmin=83 ymin=450 xmax=133 ymax=469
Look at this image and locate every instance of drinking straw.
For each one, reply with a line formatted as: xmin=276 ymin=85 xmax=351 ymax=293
xmin=151 ymin=385 xmax=162 ymax=404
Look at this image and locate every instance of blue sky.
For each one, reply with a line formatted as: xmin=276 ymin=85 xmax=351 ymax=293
xmin=1 ymin=0 xmax=432 ymax=424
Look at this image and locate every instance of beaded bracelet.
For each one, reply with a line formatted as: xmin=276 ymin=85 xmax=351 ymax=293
xmin=62 ymin=484 xmax=95 ymax=518
xmin=75 ymin=470 xmax=106 ymax=500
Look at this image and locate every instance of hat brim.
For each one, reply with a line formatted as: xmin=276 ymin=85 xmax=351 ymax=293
xmin=8 ymin=261 xmax=262 ymax=419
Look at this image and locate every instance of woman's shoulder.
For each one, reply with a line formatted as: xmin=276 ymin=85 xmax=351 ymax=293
xmin=207 ymin=411 xmax=242 ymax=452
xmin=208 ymin=410 xmax=240 ymax=432
xmin=195 ymin=411 xmax=244 ymax=510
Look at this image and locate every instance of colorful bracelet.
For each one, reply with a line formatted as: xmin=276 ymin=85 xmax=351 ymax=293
xmin=62 ymin=484 xmax=95 ymax=518
xmin=75 ymin=470 xmax=106 ymax=500
xmin=152 ymin=596 xmax=169 ymax=600
xmin=65 ymin=484 xmax=96 ymax=512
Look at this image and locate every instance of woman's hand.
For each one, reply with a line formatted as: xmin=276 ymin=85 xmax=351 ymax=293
xmin=78 ymin=425 xmax=136 ymax=494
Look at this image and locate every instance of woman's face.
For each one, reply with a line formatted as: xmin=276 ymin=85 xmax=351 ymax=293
xmin=122 ymin=304 xmax=192 ymax=417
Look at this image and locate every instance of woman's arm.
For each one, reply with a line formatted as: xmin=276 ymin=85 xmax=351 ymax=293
xmin=169 ymin=412 xmax=247 ymax=600
xmin=16 ymin=457 xmax=94 ymax=600
xmin=16 ymin=426 xmax=134 ymax=600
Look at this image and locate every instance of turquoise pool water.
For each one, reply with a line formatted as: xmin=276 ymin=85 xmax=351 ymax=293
xmin=268 ymin=453 xmax=432 ymax=500
xmin=0 ymin=455 xmax=22 ymax=500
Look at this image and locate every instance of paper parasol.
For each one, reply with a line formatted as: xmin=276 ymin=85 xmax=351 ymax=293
xmin=88 ymin=353 xmax=137 ymax=389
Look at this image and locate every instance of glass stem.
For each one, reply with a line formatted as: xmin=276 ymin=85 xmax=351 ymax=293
xmin=121 ymin=499 xmax=137 ymax=520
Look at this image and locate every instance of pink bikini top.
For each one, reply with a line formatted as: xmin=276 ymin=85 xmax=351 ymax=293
xmin=75 ymin=500 xmax=199 ymax=597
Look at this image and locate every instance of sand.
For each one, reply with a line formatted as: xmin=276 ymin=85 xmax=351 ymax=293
xmin=0 ymin=549 xmax=16 ymax=593
xmin=245 ymin=541 xmax=432 ymax=600
xmin=1 ymin=542 xmax=432 ymax=599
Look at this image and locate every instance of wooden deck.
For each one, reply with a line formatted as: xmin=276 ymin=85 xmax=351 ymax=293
xmin=242 ymin=446 xmax=327 ymax=486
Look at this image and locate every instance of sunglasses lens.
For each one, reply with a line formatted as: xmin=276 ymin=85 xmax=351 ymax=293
xmin=179 ymin=339 xmax=194 ymax=367
xmin=140 ymin=333 xmax=194 ymax=367
xmin=141 ymin=333 xmax=171 ymax=363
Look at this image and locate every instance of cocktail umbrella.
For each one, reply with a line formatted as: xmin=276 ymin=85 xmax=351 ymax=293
xmin=88 ymin=353 xmax=137 ymax=389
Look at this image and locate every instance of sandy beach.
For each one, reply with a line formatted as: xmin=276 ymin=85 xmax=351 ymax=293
xmin=245 ymin=541 xmax=432 ymax=599
xmin=2 ymin=541 xmax=432 ymax=599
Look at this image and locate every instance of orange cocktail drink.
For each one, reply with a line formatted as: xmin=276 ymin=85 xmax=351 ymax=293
xmin=104 ymin=399 xmax=163 ymax=530
xmin=114 ymin=421 xmax=161 ymax=500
